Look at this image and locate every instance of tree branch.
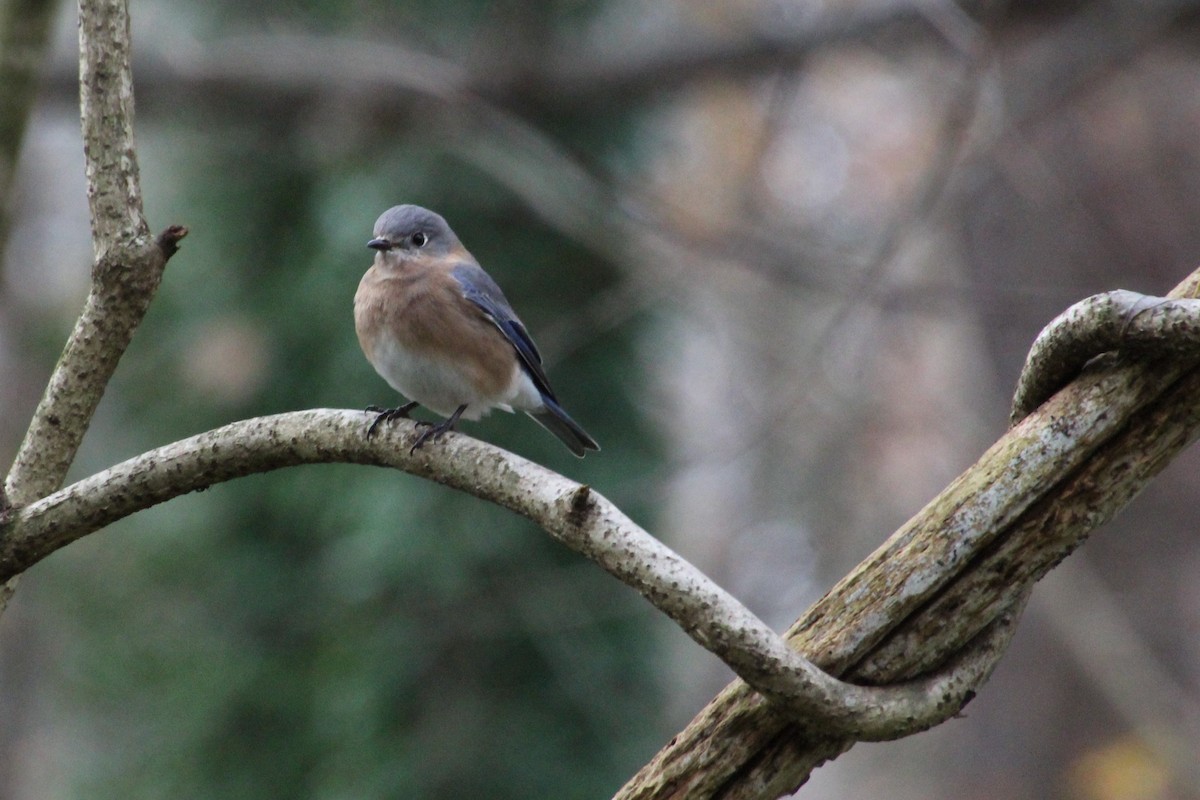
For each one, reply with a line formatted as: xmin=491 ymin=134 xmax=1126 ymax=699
xmin=4 ymin=0 xmax=182 ymax=508
xmin=1011 ymin=289 xmax=1200 ymax=424
xmin=0 ymin=407 xmax=1012 ymax=741
xmin=617 ymin=270 xmax=1200 ymax=798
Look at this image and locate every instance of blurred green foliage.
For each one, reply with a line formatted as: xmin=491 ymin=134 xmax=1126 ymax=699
xmin=29 ymin=1 xmax=670 ymax=797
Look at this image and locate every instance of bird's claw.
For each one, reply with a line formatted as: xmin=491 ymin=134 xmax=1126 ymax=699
xmin=365 ymin=401 xmax=419 ymax=439
xmin=408 ymin=419 xmax=453 ymax=455
xmin=405 ymin=403 xmax=468 ymax=455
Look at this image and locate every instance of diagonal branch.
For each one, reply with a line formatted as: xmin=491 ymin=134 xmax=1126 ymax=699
xmin=618 ymin=269 xmax=1200 ymax=798
xmin=0 ymin=408 xmax=1012 ymax=741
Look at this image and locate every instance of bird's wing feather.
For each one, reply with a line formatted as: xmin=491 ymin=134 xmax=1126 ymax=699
xmin=452 ymin=263 xmax=556 ymax=401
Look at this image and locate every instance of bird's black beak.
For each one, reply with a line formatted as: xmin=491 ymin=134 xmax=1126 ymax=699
xmin=367 ymin=237 xmax=391 ymax=251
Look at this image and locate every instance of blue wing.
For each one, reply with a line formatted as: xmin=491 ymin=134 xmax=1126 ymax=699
xmin=452 ymin=263 xmax=557 ymax=401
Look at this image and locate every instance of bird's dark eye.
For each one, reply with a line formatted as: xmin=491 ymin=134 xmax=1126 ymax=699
xmin=411 ymin=232 xmax=428 ymax=247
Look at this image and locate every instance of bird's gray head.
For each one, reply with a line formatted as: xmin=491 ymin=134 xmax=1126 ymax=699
xmin=367 ymin=205 xmax=460 ymax=259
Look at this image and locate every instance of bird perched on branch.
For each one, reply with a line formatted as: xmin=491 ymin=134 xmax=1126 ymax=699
xmin=354 ymin=204 xmax=599 ymax=457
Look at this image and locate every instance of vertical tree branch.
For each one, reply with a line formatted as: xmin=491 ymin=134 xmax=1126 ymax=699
xmin=2 ymin=0 xmax=178 ymax=617
xmin=4 ymin=0 xmax=173 ymax=508
xmin=77 ymin=0 xmax=144 ymax=248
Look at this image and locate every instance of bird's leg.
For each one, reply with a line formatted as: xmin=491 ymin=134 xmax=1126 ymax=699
xmin=366 ymin=401 xmax=420 ymax=439
xmin=409 ymin=404 xmax=468 ymax=454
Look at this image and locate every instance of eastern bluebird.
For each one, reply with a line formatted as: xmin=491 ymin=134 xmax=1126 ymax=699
xmin=354 ymin=204 xmax=600 ymax=457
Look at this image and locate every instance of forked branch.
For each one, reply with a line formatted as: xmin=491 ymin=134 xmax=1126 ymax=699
xmin=4 ymin=0 xmax=185 ymax=508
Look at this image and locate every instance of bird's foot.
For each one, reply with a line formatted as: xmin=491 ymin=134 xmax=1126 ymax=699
xmin=365 ymin=401 xmax=419 ymax=439
xmin=408 ymin=404 xmax=468 ymax=455
xmin=408 ymin=421 xmax=452 ymax=454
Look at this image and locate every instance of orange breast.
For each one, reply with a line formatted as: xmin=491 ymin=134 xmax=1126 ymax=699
xmin=355 ymin=263 xmax=516 ymax=400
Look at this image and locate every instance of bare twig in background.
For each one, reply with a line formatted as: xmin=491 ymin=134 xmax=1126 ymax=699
xmin=26 ymin=1 xmax=1184 ymax=320
xmin=28 ymin=2 xmax=963 ymax=112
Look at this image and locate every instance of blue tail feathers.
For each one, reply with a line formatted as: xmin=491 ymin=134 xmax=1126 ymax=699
xmin=528 ymin=396 xmax=599 ymax=457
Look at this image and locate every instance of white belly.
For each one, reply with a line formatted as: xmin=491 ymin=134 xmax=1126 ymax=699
xmin=371 ymin=337 xmax=542 ymax=420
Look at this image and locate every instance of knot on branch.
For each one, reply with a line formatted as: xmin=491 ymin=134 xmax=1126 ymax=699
xmin=563 ymin=484 xmax=594 ymax=527
xmin=156 ymin=224 xmax=189 ymax=261
xmin=91 ymin=233 xmax=167 ymax=293
xmin=1011 ymin=290 xmax=1200 ymax=426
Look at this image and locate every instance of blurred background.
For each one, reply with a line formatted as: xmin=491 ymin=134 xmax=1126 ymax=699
xmin=2 ymin=0 xmax=1200 ymax=798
